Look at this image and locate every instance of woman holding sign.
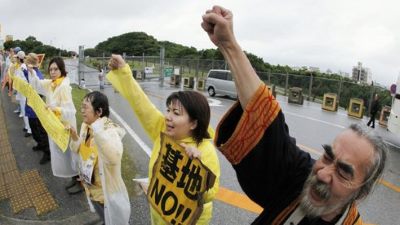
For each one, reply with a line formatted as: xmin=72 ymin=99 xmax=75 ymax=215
xmin=107 ymin=54 xmax=220 ymax=225
xmin=25 ymin=53 xmax=50 ymax=164
xmin=69 ymin=91 xmax=130 ymax=225
xmin=28 ymin=57 xmax=81 ymax=194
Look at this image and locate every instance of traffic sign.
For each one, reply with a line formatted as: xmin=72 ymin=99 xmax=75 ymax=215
xmin=164 ymin=68 xmax=173 ymax=77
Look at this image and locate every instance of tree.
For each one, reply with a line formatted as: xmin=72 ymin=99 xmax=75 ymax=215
xmin=4 ymin=36 xmax=66 ymax=58
xmin=84 ymin=48 xmax=102 ymax=57
xmin=96 ymin=32 xmax=159 ymax=56
xmin=24 ymin=36 xmax=43 ymax=51
xmin=245 ymin=51 xmax=268 ymax=71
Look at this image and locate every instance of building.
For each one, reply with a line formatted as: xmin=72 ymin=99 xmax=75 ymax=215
xmin=352 ymin=62 xmax=371 ymax=84
xmin=5 ymin=35 xmax=13 ymax=42
xmin=338 ymin=70 xmax=350 ymax=78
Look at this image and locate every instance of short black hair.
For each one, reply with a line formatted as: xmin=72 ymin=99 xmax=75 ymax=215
xmin=166 ymin=91 xmax=210 ymax=145
xmin=84 ymin=91 xmax=110 ymax=118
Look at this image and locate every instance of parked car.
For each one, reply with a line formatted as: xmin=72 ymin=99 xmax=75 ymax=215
xmin=205 ymin=69 xmax=237 ymax=98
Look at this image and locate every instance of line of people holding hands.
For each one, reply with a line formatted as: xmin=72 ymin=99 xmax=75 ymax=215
xmin=2 ymin=5 xmax=388 ymax=225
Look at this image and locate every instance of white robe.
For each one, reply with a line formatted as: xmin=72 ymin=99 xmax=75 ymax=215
xmin=15 ymin=63 xmax=26 ymax=101
xmin=29 ymin=71 xmax=79 ymax=177
xmin=70 ymin=117 xmax=131 ymax=225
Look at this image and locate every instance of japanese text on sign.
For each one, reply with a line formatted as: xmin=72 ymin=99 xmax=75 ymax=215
xmin=147 ymin=133 xmax=216 ymax=225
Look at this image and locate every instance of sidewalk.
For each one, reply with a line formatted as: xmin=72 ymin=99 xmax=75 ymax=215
xmin=0 ymin=92 xmax=101 ymax=225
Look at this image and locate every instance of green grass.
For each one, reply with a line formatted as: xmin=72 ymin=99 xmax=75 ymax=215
xmin=71 ymin=84 xmax=88 ymax=130
xmin=121 ymin=148 xmax=141 ymax=197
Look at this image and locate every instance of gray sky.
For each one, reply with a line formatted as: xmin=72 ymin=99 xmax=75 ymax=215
xmin=1 ymin=0 xmax=399 ymax=86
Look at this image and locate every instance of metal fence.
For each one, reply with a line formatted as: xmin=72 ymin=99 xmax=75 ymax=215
xmin=77 ymin=55 xmax=392 ymax=115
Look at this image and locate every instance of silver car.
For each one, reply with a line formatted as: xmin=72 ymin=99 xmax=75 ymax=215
xmin=205 ymin=69 xmax=237 ymax=98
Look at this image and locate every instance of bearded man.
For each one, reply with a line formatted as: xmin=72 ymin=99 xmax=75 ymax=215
xmin=202 ymin=5 xmax=387 ymax=225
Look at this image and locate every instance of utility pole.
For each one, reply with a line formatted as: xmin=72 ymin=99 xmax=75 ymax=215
xmin=308 ymin=72 xmax=313 ymax=101
xmin=285 ymin=72 xmax=289 ymax=96
xmin=268 ymin=70 xmax=271 ymax=85
xmin=78 ymin=45 xmax=84 ymax=86
xmin=102 ymin=52 xmax=105 ymax=69
xmin=338 ymin=76 xmax=343 ymax=103
xmin=159 ymin=47 xmax=165 ymax=87
xmin=142 ymin=52 xmax=145 ymax=68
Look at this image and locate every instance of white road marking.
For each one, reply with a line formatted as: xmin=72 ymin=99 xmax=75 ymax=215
xmin=109 ymin=108 xmax=152 ymax=157
xmin=384 ymin=141 xmax=400 ymax=149
xmin=87 ymin=88 xmax=152 ymax=157
xmin=284 ymin=111 xmax=346 ymax=129
xmin=208 ymin=98 xmax=223 ymax=107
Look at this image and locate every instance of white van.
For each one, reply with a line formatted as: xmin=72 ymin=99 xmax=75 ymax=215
xmin=205 ymin=69 xmax=237 ymax=98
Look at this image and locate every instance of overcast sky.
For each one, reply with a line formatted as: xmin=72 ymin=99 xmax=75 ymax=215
xmin=1 ymin=0 xmax=399 ymax=86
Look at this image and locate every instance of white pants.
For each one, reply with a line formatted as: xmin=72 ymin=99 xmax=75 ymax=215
xmin=19 ymin=96 xmax=31 ymax=133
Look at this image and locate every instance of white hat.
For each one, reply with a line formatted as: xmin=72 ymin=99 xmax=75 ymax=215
xmin=17 ymin=51 xmax=26 ymax=59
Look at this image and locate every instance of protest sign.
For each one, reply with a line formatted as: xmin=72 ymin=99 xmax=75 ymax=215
xmin=147 ymin=133 xmax=216 ymax=225
xmin=12 ymin=76 xmax=70 ymax=151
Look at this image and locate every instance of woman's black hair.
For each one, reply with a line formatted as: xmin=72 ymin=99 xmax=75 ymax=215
xmin=83 ymin=91 xmax=110 ymax=117
xmin=48 ymin=57 xmax=67 ymax=77
xmin=166 ymin=91 xmax=210 ymax=145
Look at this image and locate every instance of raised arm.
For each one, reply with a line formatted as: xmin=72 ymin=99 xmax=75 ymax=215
xmin=106 ymin=54 xmax=165 ymax=141
xmin=27 ymin=66 xmax=49 ymax=95
xmin=202 ymin=5 xmax=263 ymax=109
xmin=203 ymin=6 xmax=314 ymax=209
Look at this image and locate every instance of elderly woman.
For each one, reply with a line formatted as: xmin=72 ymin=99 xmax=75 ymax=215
xmin=69 ymin=91 xmax=130 ymax=225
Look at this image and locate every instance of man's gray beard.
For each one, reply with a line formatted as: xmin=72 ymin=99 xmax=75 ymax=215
xmin=299 ymin=173 xmax=355 ymax=219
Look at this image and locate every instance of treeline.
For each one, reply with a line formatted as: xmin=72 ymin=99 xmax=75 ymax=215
xmin=4 ymin=33 xmax=351 ymax=81
xmin=85 ymin=31 xmax=392 ymax=109
xmin=4 ymin=36 xmax=73 ymax=58
xmin=4 ymin=33 xmax=392 ymax=109
xmin=85 ymin=32 xmax=357 ymax=80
